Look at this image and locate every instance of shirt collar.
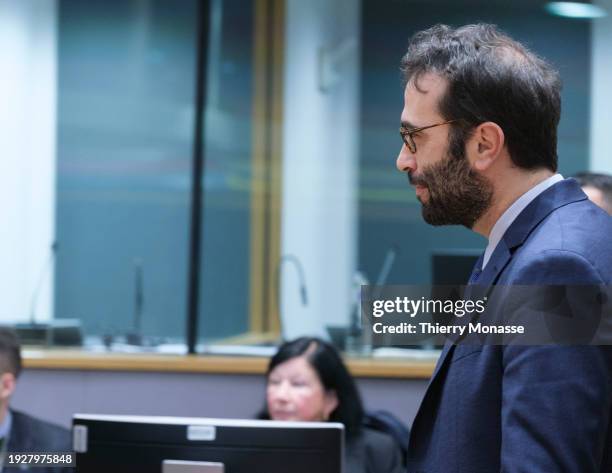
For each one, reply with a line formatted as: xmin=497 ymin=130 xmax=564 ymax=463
xmin=482 ymin=173 xmax=564 ymax=269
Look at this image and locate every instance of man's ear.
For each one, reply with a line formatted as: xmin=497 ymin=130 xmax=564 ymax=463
xmin=468 ymin=121 xmax=505 ymax=171
xmin=0 ymin=372 xmax=16 ymax=402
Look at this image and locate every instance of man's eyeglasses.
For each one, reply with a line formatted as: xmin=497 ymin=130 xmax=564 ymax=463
xmin=399 ymin=119 xmax=457 ymax=153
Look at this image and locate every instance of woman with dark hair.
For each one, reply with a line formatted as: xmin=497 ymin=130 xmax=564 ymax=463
xmin=259 ymin=337 xmax=404 ymax=473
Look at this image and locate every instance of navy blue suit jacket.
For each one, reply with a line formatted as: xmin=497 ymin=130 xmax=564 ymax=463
xmin=407 ymin=179 xmax=612 ymax=473
xmin=5 ymin=410 xmax=73 ymax=473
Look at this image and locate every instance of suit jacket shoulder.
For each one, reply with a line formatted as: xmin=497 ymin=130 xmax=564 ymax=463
xmin=499 ymin=180 xmax=612 ymax=285
xmin=4 ymin=410 xmax=73 ymax=473
xmin=7 ymin=410 xmax=71 ymax=453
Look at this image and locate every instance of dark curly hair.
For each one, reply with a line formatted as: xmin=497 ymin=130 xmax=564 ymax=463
xmin=401 ymin=23 xmax=561 ymax=172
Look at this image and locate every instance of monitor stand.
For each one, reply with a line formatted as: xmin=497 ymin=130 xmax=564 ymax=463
xmin=162 ymin=460 xmax=224 ymax=473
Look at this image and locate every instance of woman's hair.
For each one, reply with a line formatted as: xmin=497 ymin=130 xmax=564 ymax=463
xmin=259 ymin=337 xmax=364 ymax=438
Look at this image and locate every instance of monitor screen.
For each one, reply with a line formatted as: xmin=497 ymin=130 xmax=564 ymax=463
xmin=72 ymin=414 xmax=344 ymax=473
xmin=431 ymin=250 xmax=481 ymax=285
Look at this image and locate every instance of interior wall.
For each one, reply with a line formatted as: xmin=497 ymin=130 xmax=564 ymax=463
xmin=0 ymin=0 xmax=57 ymax=323
xmin=12 ymin=368 xmax=427 ymax=430
xmin=279 ymin=0 xmax=361 ymax=339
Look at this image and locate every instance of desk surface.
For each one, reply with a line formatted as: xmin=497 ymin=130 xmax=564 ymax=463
xmin=22 ymin=349 xmax=437 ymax=379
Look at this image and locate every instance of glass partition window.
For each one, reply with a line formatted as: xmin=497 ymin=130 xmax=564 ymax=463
xmin=197 ymin=0 xmax=258 ymax=342
xmin=55 ymin=0 xmax=197 ymax=344
xmin=38 ymin=0 xmax=598 ymax=353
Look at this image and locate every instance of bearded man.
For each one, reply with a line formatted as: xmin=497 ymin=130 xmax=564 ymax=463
xmin=396 ymin=24 xmax=612 ymax=472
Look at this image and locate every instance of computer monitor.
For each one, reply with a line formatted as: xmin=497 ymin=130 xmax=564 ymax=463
xmin=431 ymin=250 xmax=481 ymax=285
xmin=72 ymin=414 xmax=344 ymax=473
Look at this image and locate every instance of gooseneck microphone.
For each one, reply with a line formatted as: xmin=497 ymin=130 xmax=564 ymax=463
xmin=133 ymin=258 xmax=144 ymax=336
xmin=126 ymin=258 xmax=145 ymax=346
xmin=375 ymin=244 xmax=399 ymax=287
xmin=276 ymin=254 xmax=309 ymax=340
xmin=350 ymin=244 xmax=400 ymax=336
xmin=276 ymin=254 xmax=308 ymax=306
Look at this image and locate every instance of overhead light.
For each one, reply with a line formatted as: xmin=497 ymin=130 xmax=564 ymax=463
xmin=545 ymin=2 xmax=607 ymax=19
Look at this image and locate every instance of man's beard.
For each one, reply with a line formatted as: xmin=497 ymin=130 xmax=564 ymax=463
xmin=410 ymin=138 xmax=493 ymax=229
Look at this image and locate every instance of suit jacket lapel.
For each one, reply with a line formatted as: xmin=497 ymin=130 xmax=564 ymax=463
xmin=427 ymin=339 xmax=454 ymax=386
xmin=427 ymin=253 xmax=486 ymax=384
xmin=408 ymin=254 xmax=482 ymax=448
xmin=477 ymin=241 xmax=511 ymax=286
xmin=407 ymin=340 xmax=455 ymax=450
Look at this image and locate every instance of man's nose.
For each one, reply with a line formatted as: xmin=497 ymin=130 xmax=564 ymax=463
xmin=396 ymin=144 xmax=416 ymax=173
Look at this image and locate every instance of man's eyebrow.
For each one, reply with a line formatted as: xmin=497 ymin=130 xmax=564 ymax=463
xmin=400 ymin=120 xmax=418 ymax=129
